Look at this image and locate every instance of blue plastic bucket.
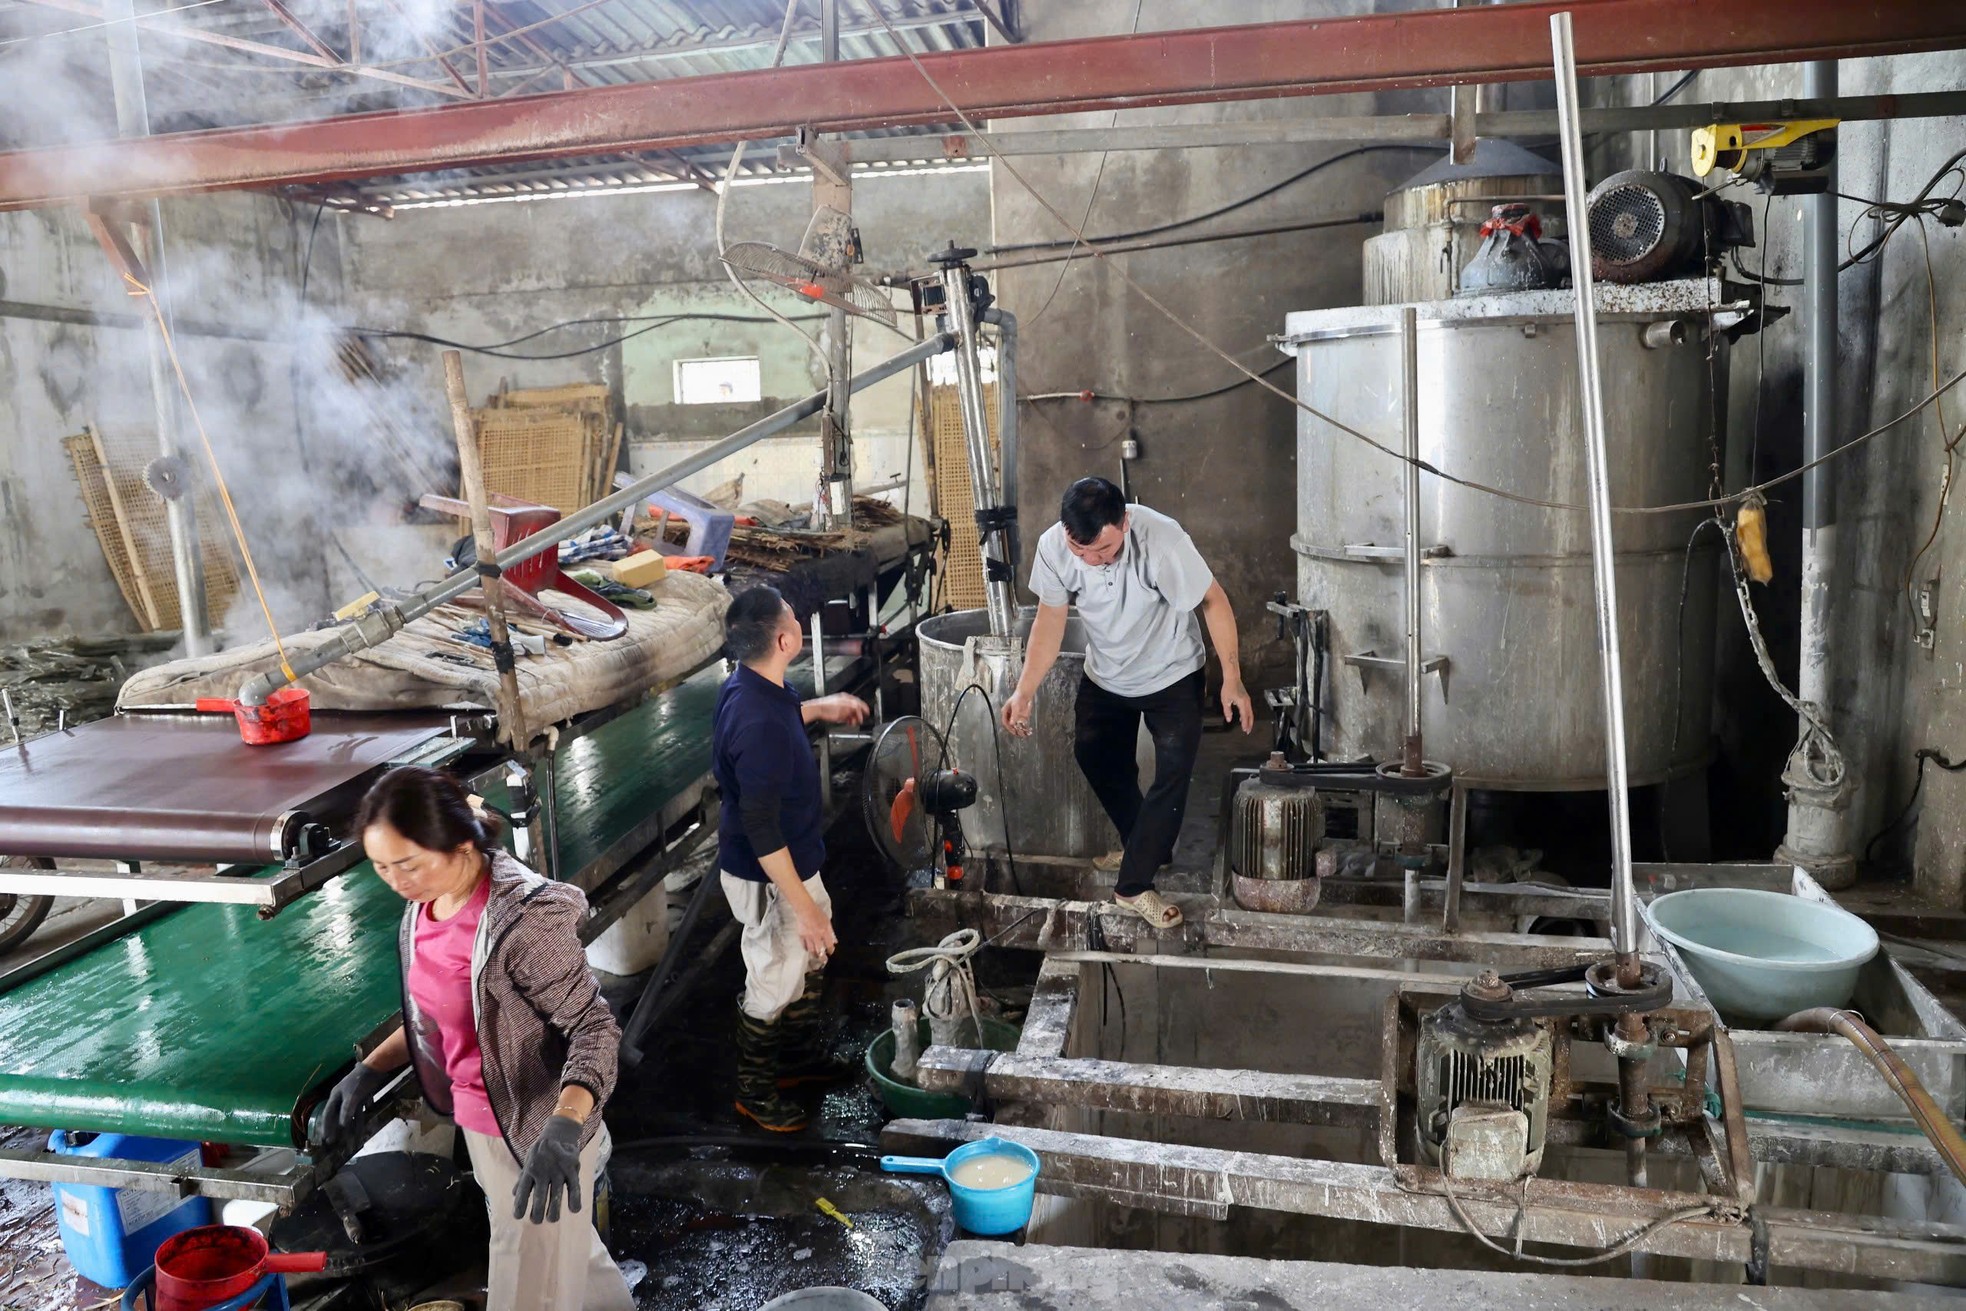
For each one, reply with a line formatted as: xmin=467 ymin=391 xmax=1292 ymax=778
xmin=880 ymin=1136 xmax=1039 ymax=1236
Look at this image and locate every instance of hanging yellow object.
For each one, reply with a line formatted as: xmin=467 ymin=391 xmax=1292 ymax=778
xmin=1736 ymin=494 xmax=1773 ymax=584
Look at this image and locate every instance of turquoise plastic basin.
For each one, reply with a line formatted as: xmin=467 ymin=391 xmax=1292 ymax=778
xmin=1647 ymin=887 xmax=1879 ymax=1025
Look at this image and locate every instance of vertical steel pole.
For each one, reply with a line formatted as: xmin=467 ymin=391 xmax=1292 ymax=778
xmin=103 ymin=0 xmax=210 ymax=655
xmin=818 ymin=0 xmax=853 ymax=530
xmin=1551 ymin=12 xmax=1639 ymax=978
xmin=940 ymin=261 xmax=1015 ymax=639
xmin=1400 ymin=307 xmax=1425 ymax=776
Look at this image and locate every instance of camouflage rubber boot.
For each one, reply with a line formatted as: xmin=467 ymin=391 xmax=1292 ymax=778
xmin=775 ymin=971 xmax=858 ymax=1088
xmin=733 ymin=1007 xmax=809 ymax=1132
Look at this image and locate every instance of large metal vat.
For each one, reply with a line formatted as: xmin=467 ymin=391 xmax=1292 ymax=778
xmin=1279 ymin=279 xmax=1723 ymax=790
xmin=918 ymin=608 xmax=1119 ymax=859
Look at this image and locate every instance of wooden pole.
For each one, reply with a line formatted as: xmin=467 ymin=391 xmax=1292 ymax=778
xmin=442 ymin=349 xmax=529 ymax=749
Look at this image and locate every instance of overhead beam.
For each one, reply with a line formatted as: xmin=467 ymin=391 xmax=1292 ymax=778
xmin=15 ymin=0 xmax=469 ymax=101
xmin=839 ymin=91 xmax=1966 ymax=161
xmin=2 ymin=0 xmax=1964 ymax=208
xmin=258 ymin=0 xmax=341 ymax=63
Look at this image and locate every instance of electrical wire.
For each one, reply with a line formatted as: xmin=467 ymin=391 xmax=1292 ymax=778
xmin=713 ymin=0 xmax=835 ymax=407
xmin=0 ymin=0 xmax=226 ymax=49
xmin=1728 ymin=148 xmax=1966 ymax=288
xmin=1426 ymin=1170 xmax=1718 ymax=1268
xmin=1863 ymin=747 xmax=1966 ymax=867
xmin=349 ymin=311 xmax=825 ymax=360
xmin=1901 ymin=215 xmax=1962 ymax=620
xmin=1028 ymin=356 xmax=1294 ymax=407
xmin=986 ymin=143 xmax=1436 ymax=255
xmin=935 ymin=680 xmax=1023 ymax=896
xmin=864 ymin=2 xmax=1966 ymax=522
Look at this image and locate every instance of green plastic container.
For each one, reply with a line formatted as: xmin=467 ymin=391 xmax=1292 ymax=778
xmin=865 ymin=1017 xmax=1021 ymax=1119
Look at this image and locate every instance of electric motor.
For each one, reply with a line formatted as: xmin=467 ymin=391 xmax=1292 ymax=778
xmin=1416 ymin=991 xmax=1555 ymax=1181
xmin=1228 ymin=754 xmax=1325 ymax=912
xmin=1586 ymin=169 xmax=1753 ymax=284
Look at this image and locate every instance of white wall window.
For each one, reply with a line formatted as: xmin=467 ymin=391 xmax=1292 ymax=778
xmin=674 ymin=356 xmax=762 ymax=404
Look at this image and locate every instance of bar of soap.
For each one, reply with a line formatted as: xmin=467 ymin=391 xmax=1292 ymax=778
xmin=612 ymin=551 xmax=668 ymax=588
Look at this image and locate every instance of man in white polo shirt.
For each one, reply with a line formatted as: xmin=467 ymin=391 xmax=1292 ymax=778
xmin=1001 ymin=477 xmax=1252 ymax=928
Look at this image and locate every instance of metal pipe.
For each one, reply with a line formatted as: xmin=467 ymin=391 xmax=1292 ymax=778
xmin=238 ymin=331 xmax=954 ymax=704
xmin=983 ymin=307 xmax=1020 ymax=570
xmin=1400 ymin=307 xmax=1424 ymax=776
xmin=939 ymin=262 xmax=1014 ymax=639
xmin=1551 ymin=11 xmax=1640 ymax=976
xmin=1784 ymin=59 xmax=1855 ymax=889
xmin=1775 ymin=1007 xmax=1966 ymax=1187
xmin=442 ymin=349 xmax=529 ymax=750
xmin=103 ymin=0 xmax=210 ymax=656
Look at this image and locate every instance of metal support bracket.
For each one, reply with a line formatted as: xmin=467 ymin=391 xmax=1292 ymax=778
xmin=1343 ymin=651 xmax=1449 ymax=701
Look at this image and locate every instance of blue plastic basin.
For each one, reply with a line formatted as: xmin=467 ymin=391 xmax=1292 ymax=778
xmin=880 ymin=1136 xmax=1039 ymax=1236
xmin=1646 ymin=887 xmax=1878 ymax=1025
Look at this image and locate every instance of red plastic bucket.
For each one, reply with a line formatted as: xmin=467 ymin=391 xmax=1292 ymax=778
xmin=193 ymin=687 xmax=311 ymax=746
xmin=152 ymin=1225 xmax=325 ymax=1311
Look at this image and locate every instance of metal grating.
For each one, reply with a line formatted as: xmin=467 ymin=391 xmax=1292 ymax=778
xmin=1588 ymin=183 xmax=1667 ymax=267
xmin=926 ymin=380 xmax=997 ymax=612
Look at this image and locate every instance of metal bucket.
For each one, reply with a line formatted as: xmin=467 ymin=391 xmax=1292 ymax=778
xmin=917 ymin=608 xmax=1118 ymax=860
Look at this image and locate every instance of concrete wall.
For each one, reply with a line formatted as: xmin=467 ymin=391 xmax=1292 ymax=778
xmin=337 ymin=168 xmax=992 ymax=594
xmin=1590 ymin=55 xmax=1966 ymax=901
xmin=987 ymin=0 xmax=1483 ymax=693
xmin=0 ymin=193 xmax=340 ymax=644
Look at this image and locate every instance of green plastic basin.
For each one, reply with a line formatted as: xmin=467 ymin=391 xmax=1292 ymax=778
xmin=865 ymin=1016 xmax=1022 ymax=1119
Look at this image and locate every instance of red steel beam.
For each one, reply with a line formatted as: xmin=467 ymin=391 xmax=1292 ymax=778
xmin=1 ymin=0 xmax=1962 ymax=210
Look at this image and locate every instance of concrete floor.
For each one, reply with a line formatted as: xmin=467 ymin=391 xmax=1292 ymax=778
xmin=924 ymin=1242 xmax=1966 ymax=1310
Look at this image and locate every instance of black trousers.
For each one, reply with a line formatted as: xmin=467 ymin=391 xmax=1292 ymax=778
xmin=1072 ymin=669 xmax=1205 ymax=896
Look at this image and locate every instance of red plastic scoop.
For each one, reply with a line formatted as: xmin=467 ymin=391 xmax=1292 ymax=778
xmin=153 ymin=1224 xmax=326 ymax=1311
xmin=193 ymin=686 xmax=311 ymax=746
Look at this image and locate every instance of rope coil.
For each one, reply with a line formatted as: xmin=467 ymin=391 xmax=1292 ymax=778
xmin=887 ymin=929 xmax=985 ymax=1050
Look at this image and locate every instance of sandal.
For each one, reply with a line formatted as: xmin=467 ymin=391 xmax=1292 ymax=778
xmin=1092 ymin=850 xmax=1125 ymax=873
xmin=1114 ymin=888 xmax=1184 ymax=929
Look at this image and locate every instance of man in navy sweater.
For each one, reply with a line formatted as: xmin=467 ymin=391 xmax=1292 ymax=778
xmin=713 ymin=586 xmax=868 ymax=1131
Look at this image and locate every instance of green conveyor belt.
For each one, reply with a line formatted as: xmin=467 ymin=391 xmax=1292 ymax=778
xmin=0 ymin=663 xmax=744 ymax=1148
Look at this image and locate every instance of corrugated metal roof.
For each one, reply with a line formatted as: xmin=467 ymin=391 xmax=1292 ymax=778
xmin=30 ymin=0 xmax=993 ymax=202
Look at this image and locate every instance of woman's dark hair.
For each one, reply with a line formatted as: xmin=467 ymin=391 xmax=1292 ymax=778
xmin=353 ymin=765 xmax=498 ymax=853
xmin=724 ymin=585 xmax=789 ymax=663
xmin=1060 ymin=477 xmax=1126 ymax=545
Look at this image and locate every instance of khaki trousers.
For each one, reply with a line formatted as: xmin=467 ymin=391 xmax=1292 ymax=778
xmin=721 ymin=871 xmax=832 ymax=1021
xmin=463 ymin=1124 xmax=635 ymax=1311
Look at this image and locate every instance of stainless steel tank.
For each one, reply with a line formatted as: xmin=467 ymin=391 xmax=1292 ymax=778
xmin=917 ymin=608 xmax=1120 ymax=859
xmin=1279 ymin=279 xmax=1724 ymax=790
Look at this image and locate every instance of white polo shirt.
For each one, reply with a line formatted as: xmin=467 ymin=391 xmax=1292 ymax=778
xmin=1028 ymin=503 xmax=1213 ymax=698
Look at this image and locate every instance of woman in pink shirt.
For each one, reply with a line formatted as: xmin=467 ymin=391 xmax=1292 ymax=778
xmin=317 ymin=767 xmax=633 ymax=1311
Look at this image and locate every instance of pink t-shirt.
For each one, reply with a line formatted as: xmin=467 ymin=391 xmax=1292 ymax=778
xmin=408 ymin=876 xmax=501 ymax=1137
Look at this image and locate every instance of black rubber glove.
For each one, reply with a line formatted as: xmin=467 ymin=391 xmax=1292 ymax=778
xmin=513 ymin=1114 xmax=584 ymax=1225
xmin=318 ymin=1061 xmax=391 ymax=1149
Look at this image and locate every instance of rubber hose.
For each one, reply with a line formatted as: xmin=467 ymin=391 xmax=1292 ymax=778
xmin=1773 ymin=1007 xmax=1966 ymax=1186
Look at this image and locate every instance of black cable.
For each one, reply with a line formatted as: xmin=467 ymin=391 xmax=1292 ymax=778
xmin=1652 ymin=69 xmax=1698 ymax=106
xmin=1863 ymin=748 xmax=1966 ymax=867
xmin=1728 ymin=147 xmax=1966 ymax=288
xmin=935 ymin=680 xmax=1023 ymax=896
xmin=347 ymin=311 xmax=828 ymax=360
xmin=985 ymin=144 xmax=1436 ymax=255
xmin=1031 ymin=356 xmax=1295 ymax=409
